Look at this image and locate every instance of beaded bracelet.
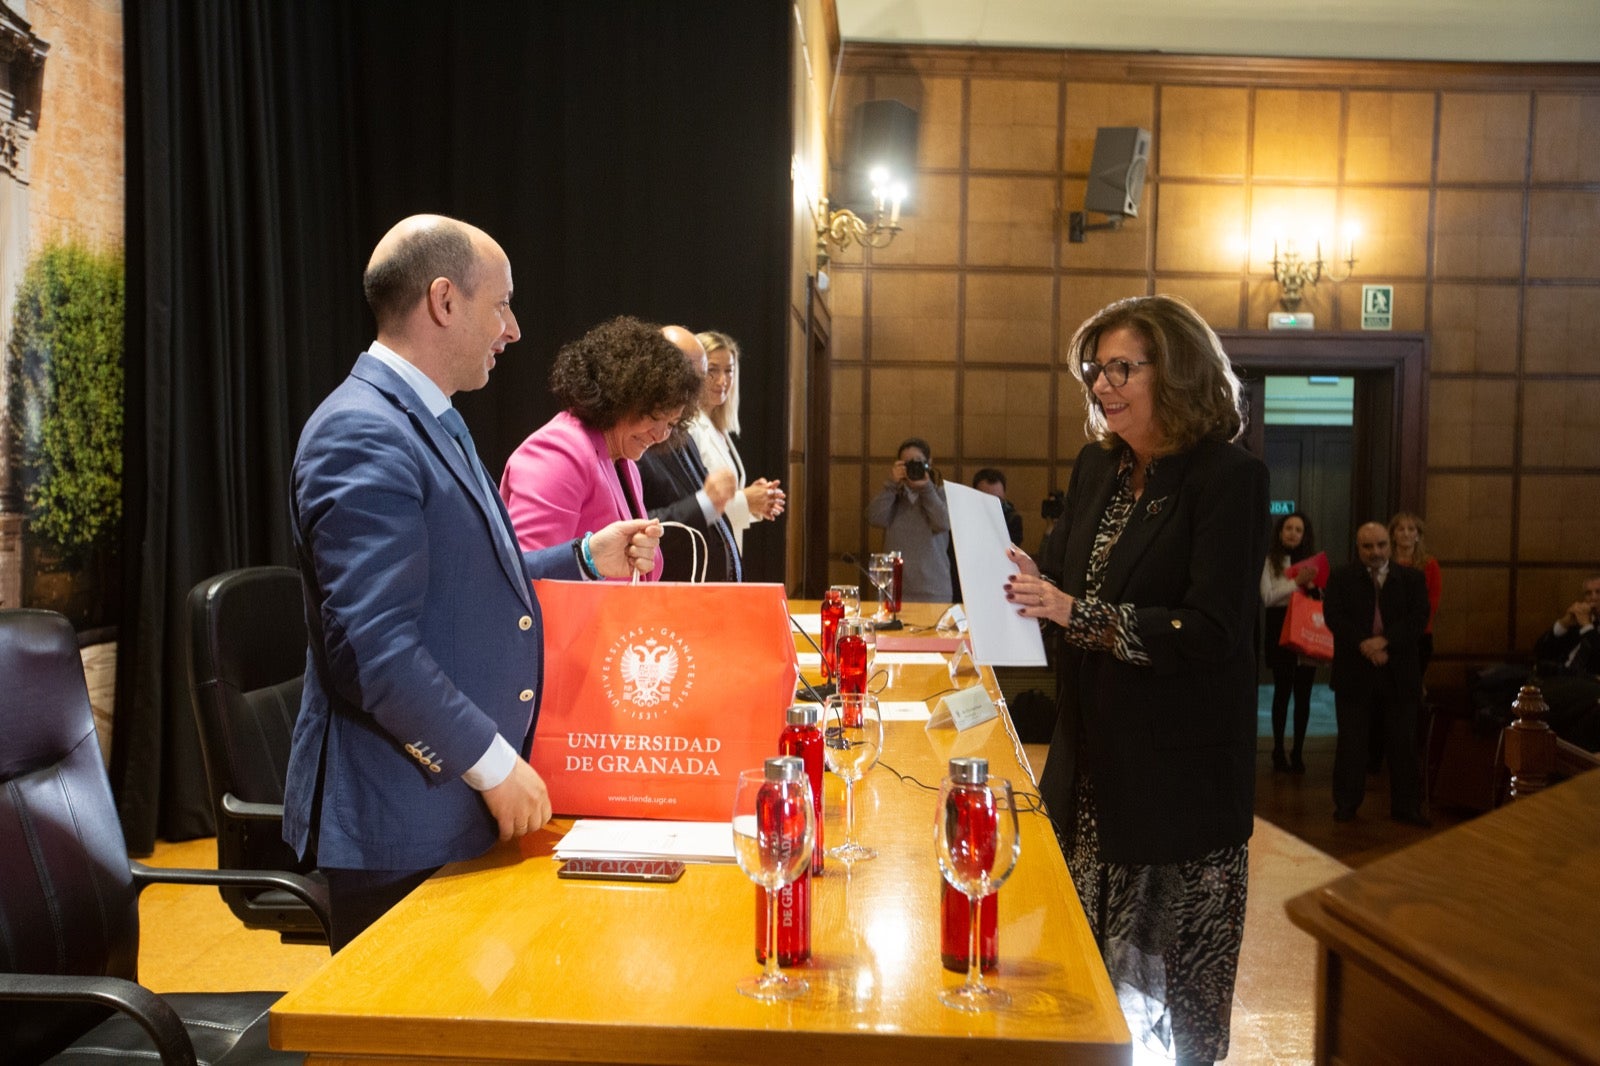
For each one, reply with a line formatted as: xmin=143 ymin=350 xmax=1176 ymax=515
xmin=580 ymin=531 xmax=600 ymax=580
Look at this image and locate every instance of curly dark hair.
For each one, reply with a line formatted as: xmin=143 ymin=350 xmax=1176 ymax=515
xmin=1069 ymin=294 xmax=1245 ymax=452
xmin=549 ymin=316 xmax=703 ymax=430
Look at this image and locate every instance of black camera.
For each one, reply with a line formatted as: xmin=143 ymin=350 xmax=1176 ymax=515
xmin=1041 ymin=490 xmax=1065 ymax=520
xmin=904 ymin=458 xmax=928 ymax=481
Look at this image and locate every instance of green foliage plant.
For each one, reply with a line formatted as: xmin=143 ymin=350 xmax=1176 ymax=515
xmin=6 ymin=239 xmax=125 ymax=566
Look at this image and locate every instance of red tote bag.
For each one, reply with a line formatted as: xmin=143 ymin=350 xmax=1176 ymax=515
xmin=527 ymin=580 xmax=799 ymax=821
xmin=1278 ymin=589 xmax=1334 ymax=662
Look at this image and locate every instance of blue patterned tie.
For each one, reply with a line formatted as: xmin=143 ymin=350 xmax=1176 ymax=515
xmin=439 ymin=408 xmax=521 ymax=572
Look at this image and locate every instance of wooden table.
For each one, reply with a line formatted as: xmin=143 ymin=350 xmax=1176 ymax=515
xmin=271 ymin=602 xmax=1129 ymax=1064
xmin=1286 ymin=767 xmax=1600 ymax=1064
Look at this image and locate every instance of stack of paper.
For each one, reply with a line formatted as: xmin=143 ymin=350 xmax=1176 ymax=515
xmin=554 ymin=819 xmax=734 ymax=864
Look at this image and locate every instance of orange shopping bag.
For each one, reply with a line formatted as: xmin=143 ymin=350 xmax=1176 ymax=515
xmin=1278 ymin=588 xmax=1334 ymax=662
xmin=528 ymin=580 xmax=799 ymax=821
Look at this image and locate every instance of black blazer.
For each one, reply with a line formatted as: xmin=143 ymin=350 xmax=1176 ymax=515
xmin=1534 ymin=623 xmax=1600 ymax=677
xmin=1038 ymin=438 xmax=1270 ymax=866
xmin=1324 ymin=561 xmax=1429 ymax=699
xmin=636 ymin=437 xmax=740 ymax=582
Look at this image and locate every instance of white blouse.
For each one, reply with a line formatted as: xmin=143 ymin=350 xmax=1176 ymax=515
xmin=686 ymin=412 xmax=754 ymax=550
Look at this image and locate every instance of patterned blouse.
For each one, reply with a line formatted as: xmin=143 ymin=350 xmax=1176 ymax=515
xmin=1060 ymin=449 xmax=1152 ymax=667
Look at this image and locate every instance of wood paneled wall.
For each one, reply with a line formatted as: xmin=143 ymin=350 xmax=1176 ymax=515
xmin=823 ymin=46 xmax=1600 ymax=671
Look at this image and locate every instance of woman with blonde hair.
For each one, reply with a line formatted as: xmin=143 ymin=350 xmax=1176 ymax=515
xmin=1388 ymin=511 xmax=1440 ymax=678
xmin=685 ymin=330 xmax=784 ymax=552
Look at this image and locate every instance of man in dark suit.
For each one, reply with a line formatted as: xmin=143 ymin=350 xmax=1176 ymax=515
xmin=1534 ymin=574 xmax=1600 ymax=677
xmin=284 ymin=215 xmax=661 ymax=949
xmin=636 ymin=325 xmax=743 ymax=582
xmin=1325 ymin=520 xmax=1432 ymax=826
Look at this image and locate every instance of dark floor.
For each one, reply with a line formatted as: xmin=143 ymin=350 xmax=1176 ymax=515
xmin=1252 ymin=681 xmax=1473 ymax=867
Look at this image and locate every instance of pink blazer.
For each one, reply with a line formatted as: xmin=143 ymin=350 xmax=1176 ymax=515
xmin=499 ymin=409 xmax=663 ymax=582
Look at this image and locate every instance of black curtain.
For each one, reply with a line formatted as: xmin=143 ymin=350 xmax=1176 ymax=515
xmin=117 ymin=0 xmax=793 ymax=853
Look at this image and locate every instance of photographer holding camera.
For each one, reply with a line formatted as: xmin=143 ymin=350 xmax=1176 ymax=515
xmin=867 ymin=437 xmax=954 ymax=603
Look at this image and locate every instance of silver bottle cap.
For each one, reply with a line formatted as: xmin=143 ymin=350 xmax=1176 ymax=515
xmin=765 ymin=755 xmax=807 ymax=783
xmin=948 ymin=757 xmax=988 ymax=785
xmin=786 ymin=704 xmax=821 ymax=727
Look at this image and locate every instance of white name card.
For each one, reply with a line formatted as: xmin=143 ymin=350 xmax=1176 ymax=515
xmin=926 ymin=685 xmax=999 ymax=732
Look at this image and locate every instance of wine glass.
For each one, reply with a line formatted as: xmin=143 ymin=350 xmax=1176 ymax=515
xmin=934 ymin=770 xmax=1020 ymax=1011
xmin=829 ymin=583 xmax=861 ymax=619
xmin=867 ymin=552 xmax=895 ymax=621
xmin=823 ymin=693 xmax=882 ymax=864
xmin=731 ymin=762 xmax=815 ymax=1001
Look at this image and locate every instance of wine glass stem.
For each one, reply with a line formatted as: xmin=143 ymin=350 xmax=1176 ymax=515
xmin=842 ymin=779 xmax=855 ymax=847
xmin=764 ymin=889 xmax=782 ymax=981
xmin=966 ymin=895 xmax=985 ymax=993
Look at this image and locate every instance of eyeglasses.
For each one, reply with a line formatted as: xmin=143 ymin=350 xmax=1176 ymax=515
xmin=1080 ymin=358 xmax=1152 ymax=388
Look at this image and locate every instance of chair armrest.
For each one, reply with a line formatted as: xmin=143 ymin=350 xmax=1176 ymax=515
xmin=129 ymin=862 xmax=331 ymax=939
xmin=0 ymin=972 xmax=196 ymax=1066
xmin=220 ymin=792 xmax=286 ymax=821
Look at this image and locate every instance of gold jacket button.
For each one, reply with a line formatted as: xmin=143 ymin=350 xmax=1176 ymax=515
xmin=1170 ymin=619 xmax=1183 ymax=629
xmin=519 ymin=689 xmax=535 ymax=702
xmin=519 ymin=615 xmax=533 ymax=631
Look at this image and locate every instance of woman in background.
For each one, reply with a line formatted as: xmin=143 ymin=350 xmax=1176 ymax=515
xmin=1004 ymin=295 xmax=1268 ymax=1066
xmin=1389 ymin=511 xmax=1440 ymax=680
xmin=1260 ymin=510 xmax=1320 ymax=773
xmin=686 ymin=330 xmax=785 ymax=552
xmin=867 ymin=436 xmax=954 ymax=603
xmin=500 ymin=316 xmax=701 ymax=581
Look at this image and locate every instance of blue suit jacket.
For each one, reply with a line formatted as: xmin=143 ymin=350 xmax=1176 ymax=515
xmin=283 ymin=354 xmax=581 ymax=871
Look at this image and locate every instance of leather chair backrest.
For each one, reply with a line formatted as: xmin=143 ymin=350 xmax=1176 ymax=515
xmin=187 ymin=566 xmax=307 ymax=808
xmin=0 ymin=609 xmax=140 ymax=1054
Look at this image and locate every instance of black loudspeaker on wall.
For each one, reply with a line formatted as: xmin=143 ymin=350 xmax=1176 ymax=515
xmin=842 ymin=99 xmax=919 ymax=211
xmin=1070 ymin=126 xmax=1152 ymax=242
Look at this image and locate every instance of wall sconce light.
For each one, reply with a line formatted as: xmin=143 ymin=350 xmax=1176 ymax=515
xmin=1272 ymin=234 xmax=1357 ymax=311
xmin=816 ymin=165 xmax=904 ymax=266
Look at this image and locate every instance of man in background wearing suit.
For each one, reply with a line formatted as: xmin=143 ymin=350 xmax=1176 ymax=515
xmin=1534 ymin=573 xmax=1600 ymax=677
xmin=1325 ymin=520 xmax=1432 ymax=827
xmin=285 ymin=214 xmax=661 ymax=949
xmin=636 ymin=325 xmax=743 ymax=582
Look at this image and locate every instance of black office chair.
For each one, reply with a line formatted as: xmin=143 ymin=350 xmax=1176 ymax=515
xmin=186 ymin=565 xmax=328 ymax=943
xmin=0 ymin=608 xmax=330 ymax=1064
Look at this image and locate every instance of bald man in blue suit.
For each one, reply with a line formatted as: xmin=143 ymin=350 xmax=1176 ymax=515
xmin=284 ymin=215 xmax=661 ymax=949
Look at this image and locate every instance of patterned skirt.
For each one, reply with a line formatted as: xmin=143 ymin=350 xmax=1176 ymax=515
xmin=1065 ymin=775 xmax=1249 ymax=1063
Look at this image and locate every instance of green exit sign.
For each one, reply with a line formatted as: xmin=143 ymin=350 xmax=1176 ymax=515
xmin=1270 ymin=500 xmax=1297 ymax=516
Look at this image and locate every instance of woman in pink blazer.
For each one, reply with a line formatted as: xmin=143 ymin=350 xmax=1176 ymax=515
xmin=501 ymin=316 xmax=702 ymax=582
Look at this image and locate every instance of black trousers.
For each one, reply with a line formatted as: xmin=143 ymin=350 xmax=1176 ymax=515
xmin=324 ymin=865 xmax=440 ymax=952
xmin=1333 ymin=671 xmax=1422 ymax=817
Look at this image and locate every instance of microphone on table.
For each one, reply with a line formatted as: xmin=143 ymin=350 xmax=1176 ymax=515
xmin=789 ymin=615 xmax=836 ymax=702
xmin=840 ymin=553 xmax=903 ymax=630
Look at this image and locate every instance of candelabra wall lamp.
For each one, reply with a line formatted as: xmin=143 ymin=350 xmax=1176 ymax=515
xmin=1272 ymin=236 xmax=1358 ymax=311
xmin=816 ymin=166 xmax=905 ymax=267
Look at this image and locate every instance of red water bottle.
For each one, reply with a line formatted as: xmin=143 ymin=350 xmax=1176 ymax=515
xmin=888 ymin=551 xmax=904 ymax=615
xmin=940 ymin=757 xmax=998 ymax=973
xmin=820 ymin=588 xmax=844 ymax=682
xmin=837 ymin=619 xmax=868 ymax=697
xmin=756 ymin=756 xmax=812 ymax=966
xmin=779 ymin=703 xmax=824 ymax=875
